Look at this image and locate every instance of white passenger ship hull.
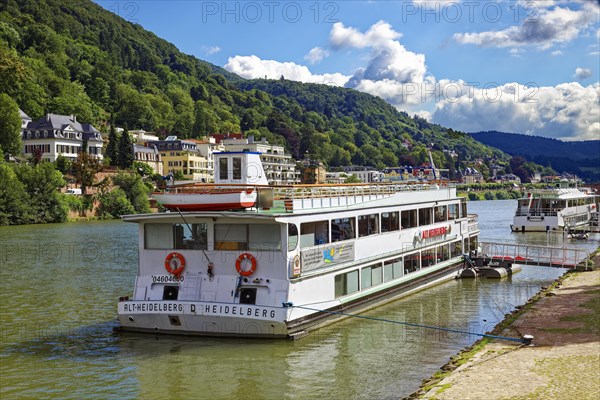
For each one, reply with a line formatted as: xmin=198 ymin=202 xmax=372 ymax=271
xmin=117 ymin=261 xmax=461 ymax=338
xmin=118 ymin=152 xmax=480 ymax=339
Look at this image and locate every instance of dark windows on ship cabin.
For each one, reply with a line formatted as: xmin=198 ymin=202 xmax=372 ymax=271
xmin=405 ymin=253 xmax=420 ymax=274
xmin=421 ymin=247 xmax=436 ymax=267
xmin=358 ymin=213 xmax=379 ymax=237
xmin=331 ymin=218 xmax=355 ymax=242
xmin=434 ymin=205 xmax=447 ymax=223
xmin=218 ymin=157 xmax=243 ymax=181
xmin=381 ymin=211 xmax=400 ymax=233
xmin=300 ymin=221 xmax=329 ymax=247
xmin=401 ymin=209 xmax=418 ymax=229
xmin=145 ymin=223 xmax=208 ymax=250
xmin=215 ymin=223 xmax=281 ymax=251
xmin=418 ymin=208 xmax=433 ymax=226
xmin=219 ymin=158 xmax=228 ymax=180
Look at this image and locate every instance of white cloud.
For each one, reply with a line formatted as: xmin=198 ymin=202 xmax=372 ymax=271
xmin=574 ymin=67 xmax=592 ymax=80
xmin=551 ymin=50 xmax=563 ymax=56
xmin=432 ymin=82 xmax=600 ymax=141
xmin=304 ymin=47 xmax=329 ymax=64
xmin=224 ymin=20 xmax=599 ymax=141
xmin=453 ymin=3 xmax=599 ymax=49
xmin=201 ymin=45 xmax=221 ymax=55
xmin=329 ymin=21 xmax=429 ymax=89
xmin=224 ymin=55 xmax=350 ymax=86
xmin=330 ymin=20 xmax=402 ymax=49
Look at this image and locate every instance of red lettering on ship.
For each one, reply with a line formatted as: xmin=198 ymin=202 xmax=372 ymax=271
xmin=421 ymin=226 xmax=448 ymax=239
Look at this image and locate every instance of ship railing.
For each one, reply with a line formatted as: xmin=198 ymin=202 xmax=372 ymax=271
xmin=479 ymin=242 xmax=591 ymax=270
xmin=270 ymin=181 xmax=454 ymax=200
xmin=514 ymin=208 xmax=559 ymax=217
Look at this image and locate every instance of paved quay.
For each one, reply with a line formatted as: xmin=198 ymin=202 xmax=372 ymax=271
xmin=411 ymin=251 xmax=600 ymax=400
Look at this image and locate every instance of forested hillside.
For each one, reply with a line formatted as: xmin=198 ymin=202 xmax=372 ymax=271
xmin=2 ymin=0 xmax=512 ymax=175
xmin=470 ymin=131 xmax=600 ymax=182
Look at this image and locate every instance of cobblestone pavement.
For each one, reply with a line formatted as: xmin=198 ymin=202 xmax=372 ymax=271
xmin=418 ymin=260 xmax=600 ymax=400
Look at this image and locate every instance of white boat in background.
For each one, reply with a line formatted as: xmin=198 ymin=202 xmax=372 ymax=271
xmin=152 ymin=152 xmax=267 ymax=211
xmin=118 ymin=152 xmax=480 ymax=339
xmin=511 ymin=185 xmax=599 ymax=232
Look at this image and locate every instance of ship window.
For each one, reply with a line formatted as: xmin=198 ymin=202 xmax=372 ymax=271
xmin=232 ymin=157 xmax=242 ymax=180
xmin=215 ymin=224 xmax=248 ymax=250
xmin=401 ymin=209 xmax=417 ymax=229
xmin=437 ymin=244 xmax=449 ymax=262
xmin=249 ymin=224 xmax=281 ymax=251
xmin=361 ymin=263 xmax=383 ymax=289
xmin=460 ymin=199 xmax=467 ymax=219
xmin=287 ymin=224 xmax=298 ymax=251
xmin=334 ymin=270 xmax=359 ymax=298
xmin=214 ymin=223 xmax=281 ymax=251
xmin=450 ymin=241 xmax=462 ymax=258
xmin=447 ymin=204 xmax=459 ymax=220
xmin=145 ymin=224 xmax=174 ymax=249
xmin=434 ymin=205 xmax=447 ymax=223
xmin=174 ymin=223 xmax=208 ymax=250
xmin=404 ymin=253 xmax=420 ymax=274
xmin=358 ymin=214 xmax=379 ymax=237
xmin=219 ymin=158 xmax=228 ymax=180
xmin=331 ymin=218 xmax=355 ymax=242
xmin=384 ymin=258 xmax=403 ymax=282
xmin=381 ymin=212 xmax=399 ymax=232
xmin=422 ymin=248 xmax=436 ymax=267
xmin=300 ymin=221 xmax=329 ymax=248
xmin=418 ymin=208 xmax=433 ymax=226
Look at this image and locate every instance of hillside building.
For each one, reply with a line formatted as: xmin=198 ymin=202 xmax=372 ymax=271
xmin=22 ymin=113 xmax=103 ymax=162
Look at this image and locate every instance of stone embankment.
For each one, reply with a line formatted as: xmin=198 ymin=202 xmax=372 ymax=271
xmin=409 ymin=249 xmax=600 ymax=400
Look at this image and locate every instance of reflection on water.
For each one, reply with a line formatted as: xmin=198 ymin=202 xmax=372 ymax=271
xmin=1 ymin=202 xmax=597 ymax=399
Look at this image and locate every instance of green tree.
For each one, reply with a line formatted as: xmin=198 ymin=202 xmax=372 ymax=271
xmin=117 ymin=126 xmax=134 ymax=169
xmin=97 ymin=188 xmax=135 ymax=218
xmin=344 ymin=174 xmax=362 ymax=183
xmin=106 ymin=115 xmax=119 ymax=166
xmin=112 ymin=171 xmax=151 ymax=213
xmin=0 ymin=161 xmax=29 ymax=225
xmin=13 ymin=162 xmax=67 ymax=223
xmin=0 ymin=93 xmax=22 ymax=158
xmin=72 ymin=150 xmax=100 ymax=195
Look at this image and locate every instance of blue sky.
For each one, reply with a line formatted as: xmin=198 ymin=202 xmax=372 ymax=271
xmin=94 ymin=1 xmax=600 ymax=141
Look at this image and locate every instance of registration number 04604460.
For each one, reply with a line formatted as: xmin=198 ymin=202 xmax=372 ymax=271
xmin=151 ymin=275 xmax=184 ymax=283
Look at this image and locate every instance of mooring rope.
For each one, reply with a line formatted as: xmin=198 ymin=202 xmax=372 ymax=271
xmin=286 ymin=303 xmax=528 ymax=344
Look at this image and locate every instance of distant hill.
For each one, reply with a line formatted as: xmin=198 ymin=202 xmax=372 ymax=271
xmin=2 ymin=0 xmax=516 ymax=176
xmin=470 ymin=131 xmax=600 ymax=182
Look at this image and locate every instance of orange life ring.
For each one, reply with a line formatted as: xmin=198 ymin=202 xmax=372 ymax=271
xmin=236 ymin=253 xmax=257 ymax=276
xmin=165 ymin=252 xmax=185 ymax=276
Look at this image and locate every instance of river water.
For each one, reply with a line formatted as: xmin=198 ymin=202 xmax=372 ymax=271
xmin=0 ymin=200 xmax=597 ymax=399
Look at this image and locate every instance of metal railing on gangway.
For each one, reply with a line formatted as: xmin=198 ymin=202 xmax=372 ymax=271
xmin=479 ymin=242 xmax=591 ymax=270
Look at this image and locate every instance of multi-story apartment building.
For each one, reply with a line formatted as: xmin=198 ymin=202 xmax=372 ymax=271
xmin=147 ymin=136 xmax=212 ymax=181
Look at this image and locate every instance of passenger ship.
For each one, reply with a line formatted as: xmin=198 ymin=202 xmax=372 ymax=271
xmin=117 ymin=152 xmax=480 ymax=338
xmin=511 ymin=185 xmax=599 ymax=232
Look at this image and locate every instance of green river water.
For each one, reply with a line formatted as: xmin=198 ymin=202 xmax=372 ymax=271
xmin=1 ymin=200 xmax=597 ymax=399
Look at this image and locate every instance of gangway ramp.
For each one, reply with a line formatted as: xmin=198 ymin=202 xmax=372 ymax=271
xmin=479 ymin=242 xmax=591 ymax=270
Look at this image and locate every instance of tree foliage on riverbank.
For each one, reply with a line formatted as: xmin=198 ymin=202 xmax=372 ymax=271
xmin=0 ymin=160 xmax=67 ymax=225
